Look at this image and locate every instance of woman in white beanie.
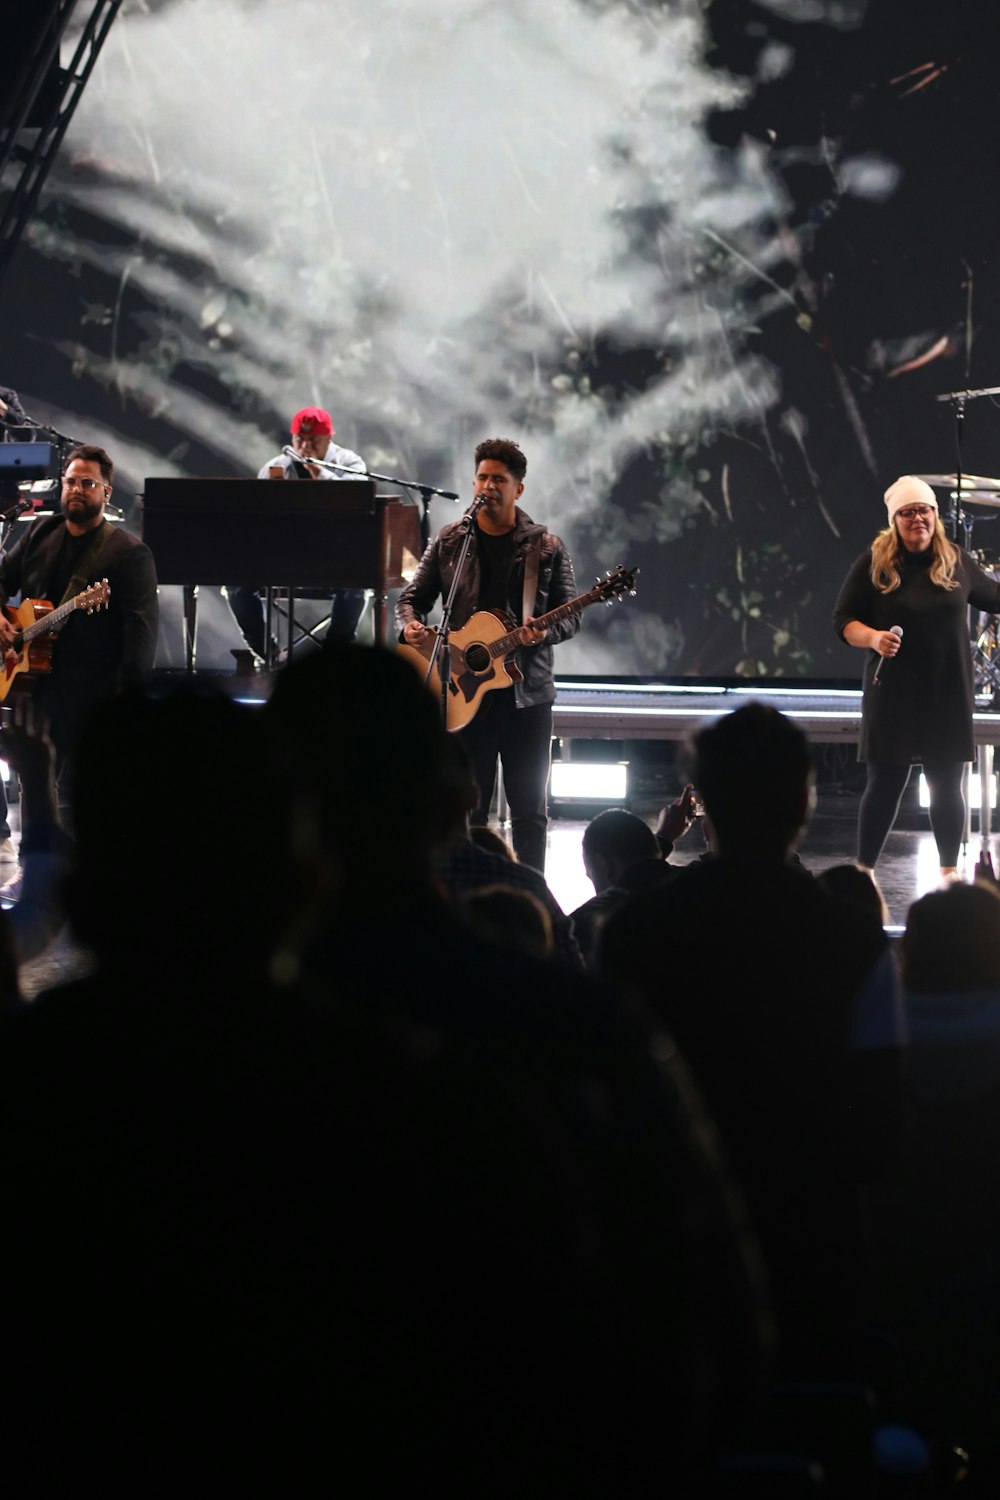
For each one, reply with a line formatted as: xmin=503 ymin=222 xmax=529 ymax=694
xmin=833 ymin=475 xmax=1000 ymax=879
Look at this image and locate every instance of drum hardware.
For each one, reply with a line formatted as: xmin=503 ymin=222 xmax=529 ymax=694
xmin=929 ymin=381 xmax=1000 ymax=541
xmin=934 ymin=385 xmax=1000 ymax=404
xmin=914 ymin=472 xmax=1000 ymax=491
xmin=951 ymin=491 xmax=1000 ymax=510
xmin=973 ymin=618 xmax=1000 ymax=704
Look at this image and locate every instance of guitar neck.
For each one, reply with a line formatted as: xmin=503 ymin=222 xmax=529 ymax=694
xmin=488 ymin=591 xmax=593 ymax=661
xmin=19 ymin=593 xmax=86 ymax=645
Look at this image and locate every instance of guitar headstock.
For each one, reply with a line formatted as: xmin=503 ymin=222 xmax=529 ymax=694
xmin=79 ymin=579 xmax=111 ymax=613
xmin=590 ymin=564 xmax=638 ymax=605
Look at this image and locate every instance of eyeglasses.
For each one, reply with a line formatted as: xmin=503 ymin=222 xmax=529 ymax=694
xmin=62 ymin=477 xmax=105 ymax=493
xmin=896 ymin=506 xmax=934 ymax=521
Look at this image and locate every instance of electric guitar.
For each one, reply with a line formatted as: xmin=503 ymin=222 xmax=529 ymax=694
xmin=0 ymin=579 xmax=111 ymax=703
xmin=399 ymin=565 xmax=638 ymax=732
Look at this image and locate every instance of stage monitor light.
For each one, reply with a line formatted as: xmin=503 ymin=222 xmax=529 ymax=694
xmin=549 ymin=760 xmax=628 ymax=805
xmin=918 ymin=772 xmax=996 ymax=809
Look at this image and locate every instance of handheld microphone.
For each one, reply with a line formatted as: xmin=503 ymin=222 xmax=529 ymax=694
xmin=873 ymin=624 xmax=903 ymax=685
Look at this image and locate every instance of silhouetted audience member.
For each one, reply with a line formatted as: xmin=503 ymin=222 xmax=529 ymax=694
xmin=258 ymin=644 xmax=773 ymax=1491
xmin=903 ymin=880 xmax=1000 ymax=995
xmin=0 ymin=895 xmax=20 ymax=1016
xmin=468 ymin=823 xmax=515 ymax=859
xmin=55 ymin=684 xmax=299 ymax=981
xmin=870 ymin=880 xmax=1000 ymax=1477
xmin=462 ymin=882 xmax=554 ymax=959
xmin=571 ymin=805 xmax=682 ymax=965
xmin=817 ymin=862 xmax=890 ymax=927
xmin=0 ymin=663 xmax=773 ymax=1494
xmin=433 ymin=732 xmax=583 ymax=969
xmin=598 ymin=703 xmax=905 ymax=1375
xmin=0 ymin=684 xmax=306 ymax=1491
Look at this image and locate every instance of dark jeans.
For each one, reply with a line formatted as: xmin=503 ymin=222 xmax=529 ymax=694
xmin=226 ymin=586 xmax=367 ymax=657
xmin=462 ymin=691 xmax=553 ymax=872
xmin=858 ymin=759 xmax=966 ymax=868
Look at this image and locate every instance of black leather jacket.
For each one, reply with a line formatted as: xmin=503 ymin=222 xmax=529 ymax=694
xmin=395 ymin=508 xmax=580 ymax=708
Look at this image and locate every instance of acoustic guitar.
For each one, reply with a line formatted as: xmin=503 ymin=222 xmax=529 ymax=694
xmin=0 ymin=579 xmax=111 ymax=703
xmin=398 ymin=564 xmax=638 ymax=731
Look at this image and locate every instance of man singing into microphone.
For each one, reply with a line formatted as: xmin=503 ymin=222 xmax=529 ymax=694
xmin=396 ymin=437 xmax=580 ymax=872
xmin=226 ymin=406 xmax=367 ymax=660
xmin=834 ymin=474 xmax=1000 ymax=881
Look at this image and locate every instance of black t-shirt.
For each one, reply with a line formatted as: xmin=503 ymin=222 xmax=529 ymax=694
xmin=45 ymin=528 xmax=100 ymax=606
xmin=476 ymin=529 xmax=516 ymax=614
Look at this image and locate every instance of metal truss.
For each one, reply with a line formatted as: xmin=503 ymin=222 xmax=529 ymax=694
xmin=0 ymin=0 xmax=123 ymax=290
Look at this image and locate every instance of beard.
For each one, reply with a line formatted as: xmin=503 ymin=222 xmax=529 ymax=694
xmin=61 ymin=494 xmax=105 ymax=527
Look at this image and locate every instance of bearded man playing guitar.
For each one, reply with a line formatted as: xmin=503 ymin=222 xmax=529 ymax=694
xmin=396 ymin=438 xmax=580 ymax=872
xmin=0 ymin=444 xmax=158 ymax=773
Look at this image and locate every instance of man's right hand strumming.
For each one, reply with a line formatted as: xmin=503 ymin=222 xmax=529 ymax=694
xmin=402 ymin=620 xmax=430 ymax=645
xmin=0 ymin=613 xmax=19 ymax=653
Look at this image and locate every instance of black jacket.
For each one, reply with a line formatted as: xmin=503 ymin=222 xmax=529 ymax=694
xmin=0 ymin=514 xmax=159 ymax=747
xmin=395 ymin=508 xmax=579 ymax=708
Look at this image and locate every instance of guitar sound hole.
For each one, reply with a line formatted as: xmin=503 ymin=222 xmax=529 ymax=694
xmin=464 ymin=642 xmax=490 ymax=673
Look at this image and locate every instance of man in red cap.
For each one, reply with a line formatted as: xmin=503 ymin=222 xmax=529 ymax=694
xmin=263 ymin=407 xmax=364 ymax=483
xmin=226 ymin=407 xmax=368 ymax=660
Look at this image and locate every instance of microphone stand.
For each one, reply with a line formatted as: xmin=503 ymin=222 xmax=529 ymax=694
xmin=281 ymin=448 xmax=459 ymax=549
xmin=1 ymin=414 xmax=83 ymax=459
xmin=0 ymin=497 xmax=35 ymax=576
xmin=934 ymin=383 xmax=1000 ymax=540
xmin=424 ymin=494 xmax=486 ymax=726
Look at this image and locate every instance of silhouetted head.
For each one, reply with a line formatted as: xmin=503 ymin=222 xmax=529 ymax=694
xmin=692 ymin=703 xmax=814 ymax=857
xmin=437 ymin=732 xmax=482 ymax=843
xmin=468 ymin=825 xmax=515 ymax=861
xmin=263 ymin=643 xmax=454 ymax=901
xmin=582 ymin=808 xmax=658 ymax=892
xmin=461 ymin=884 xmax=553 ymax=960
xmin=66 ymin=683 xmax=291 ymax=974
xmin=902 ymin=881 xmax=1000 ymax=994
xmin=817 ymin=864 xmax=889 ymax=927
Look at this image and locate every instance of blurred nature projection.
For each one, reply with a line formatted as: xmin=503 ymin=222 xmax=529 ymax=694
xmin=3 ymin=0 xmax=999 ymax=677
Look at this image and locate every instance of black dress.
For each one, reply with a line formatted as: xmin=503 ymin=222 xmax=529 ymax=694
xmin=833 ymin=546 xmax=1000 ymax=763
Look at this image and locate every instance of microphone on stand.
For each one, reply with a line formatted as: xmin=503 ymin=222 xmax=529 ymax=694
xmin=873 ymin=625 xmax=903 ymax=685
xmin=1 ymin=493 xmax=41 ymax=519
xmin=464 ymin=491 xmax=492 ymax=520
xmin=281 ymin=445 xmax=319 ymax=478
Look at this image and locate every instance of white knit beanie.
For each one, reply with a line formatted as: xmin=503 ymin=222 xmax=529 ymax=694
xmin=884 ymin=475 xmax=938 ymax=525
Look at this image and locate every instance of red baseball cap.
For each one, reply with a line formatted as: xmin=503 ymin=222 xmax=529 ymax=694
xmin=290 ymin=406 xmax=334 ymax=436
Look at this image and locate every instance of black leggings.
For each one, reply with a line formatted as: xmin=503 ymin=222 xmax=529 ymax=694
xmin=858 ymin=760 xmax=966 ymax=869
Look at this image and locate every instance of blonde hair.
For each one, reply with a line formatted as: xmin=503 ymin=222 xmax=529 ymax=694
xmin=869 ymin=518 xmax=960 ymax=594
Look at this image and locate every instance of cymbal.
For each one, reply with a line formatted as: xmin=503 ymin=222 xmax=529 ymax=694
xmin=960 ymin=492 xmax=1000 ymax=510
xmin=914 ymin=472 xmax=1000 ymax=491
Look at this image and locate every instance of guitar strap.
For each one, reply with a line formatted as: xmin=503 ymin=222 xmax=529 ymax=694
xmin=521 ymin=534 xmax=542 ymax=625
xmin=58 ymin=519 xmax=112 ymax=607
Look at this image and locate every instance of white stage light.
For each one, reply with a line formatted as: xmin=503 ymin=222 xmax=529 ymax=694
xmin=549 ymin=761 xmax=628 ymax=804
xmin=918 ymin=772 xmax=996 ymax=809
